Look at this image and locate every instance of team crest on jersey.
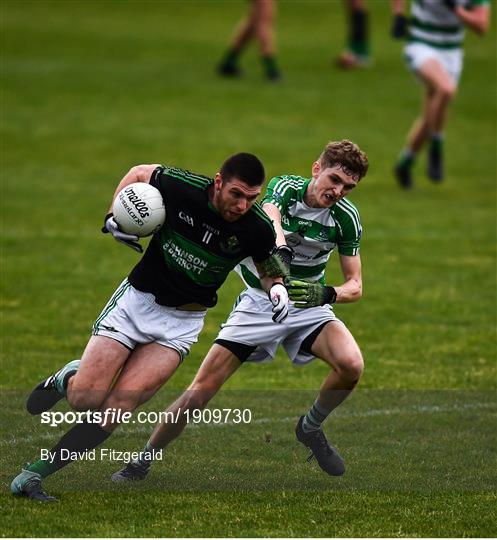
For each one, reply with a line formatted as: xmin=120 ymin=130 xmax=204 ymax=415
xmin=219 ymin=235 xmax=241 ymax=255
xmin=286 ymin=234 xmax=301 ymax=248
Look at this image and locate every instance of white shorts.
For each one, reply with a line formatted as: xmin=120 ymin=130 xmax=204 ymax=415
xmin=404 ymin=42 xmax=463 ymax=85
xmin=216 ymin=288 xmax=343 ymax=365
xmin=92 ymin=279 xmax=206 ymax=362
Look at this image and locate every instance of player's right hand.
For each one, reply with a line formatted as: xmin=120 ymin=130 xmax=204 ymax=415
xmin=391 ymin=14 xmax=408 ymax=39
xmin=102 ymin=213 xmax=143 ymax=253
xmin=287 ymin=279 xmax=337 ymax=308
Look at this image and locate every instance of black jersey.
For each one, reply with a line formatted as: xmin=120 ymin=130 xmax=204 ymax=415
xmin=128 ymin=166 xmax=276 ymax=307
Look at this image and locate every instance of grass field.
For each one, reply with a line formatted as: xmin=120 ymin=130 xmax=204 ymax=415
xmin=1 ymin=0 xmax=496 ymax=537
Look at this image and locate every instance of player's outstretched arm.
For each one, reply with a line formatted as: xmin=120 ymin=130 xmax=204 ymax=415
xmin=454 ymin=4 xmax=490 ymax=35
xmin=334 ymin=254 xmax=362 ymax=303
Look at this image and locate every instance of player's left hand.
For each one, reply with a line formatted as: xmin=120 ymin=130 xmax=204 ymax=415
xmin=268 ymin=283 xmax=289 ymax=323
xmin=287 ymin=279 xmax=337 ymax=308
xmin=102 ymin=213 xmax=143 ymax=253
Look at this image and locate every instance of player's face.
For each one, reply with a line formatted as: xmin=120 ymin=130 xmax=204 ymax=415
xmin=212 ymin=174 xmax=262 ymax=222
xmin=308 ymin=162 xmax=359 ymax=208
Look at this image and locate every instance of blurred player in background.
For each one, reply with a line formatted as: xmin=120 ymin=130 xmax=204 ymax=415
xmin=217 ymin=0 xmax=282 ymax=81
xmin=337 ymin=0 xmax=372 ymax=69
xmin=112 ymin=140 xmax=369 ymax=482
xmin=10 ymin=154 xmax=289 ymax=501
xmin=392 ymin=0 xmax=491 ymax=189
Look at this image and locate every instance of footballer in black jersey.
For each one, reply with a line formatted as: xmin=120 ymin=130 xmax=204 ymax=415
xmin=13 ymin=153 xmax=289 ymax=501
xmin=129 ymin=164 xmax=277 ymax=307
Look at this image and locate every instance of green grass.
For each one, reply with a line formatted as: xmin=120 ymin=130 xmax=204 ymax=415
xmin=1 ymin=0 xmax=496 ymax=537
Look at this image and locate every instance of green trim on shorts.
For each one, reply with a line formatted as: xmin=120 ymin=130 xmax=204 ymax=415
xmin=92 ymin=280 xmax=131 ymax=333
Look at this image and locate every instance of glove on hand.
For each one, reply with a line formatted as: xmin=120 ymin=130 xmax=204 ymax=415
xmin=268 ymin=283 xmax=289 ymax=323
xmin=274 ymin=245 xmax=294 ymax=275
xmin=102 ymin=213 xmax=143 ymax=253
xmin=287 ymin=279 xmax=337 ymax=309
xmin=391 ymin=14 xmax=408 ymax=38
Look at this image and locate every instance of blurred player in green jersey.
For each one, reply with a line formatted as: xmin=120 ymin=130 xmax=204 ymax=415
xmin=392 ymin=0 xmax=491 ymax=188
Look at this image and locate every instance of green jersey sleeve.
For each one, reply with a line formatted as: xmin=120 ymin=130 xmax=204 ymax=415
xmin=262 ymin=176 xmax=304 ymax=212
xmin=334 ymin=199 xmax=362 ymax=256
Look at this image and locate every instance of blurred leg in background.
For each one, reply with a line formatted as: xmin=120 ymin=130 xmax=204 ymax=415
xmin=337 ymin=0 xmax=371 ymax=69
xmin=218 ymin=0 xmax=282 ymax=81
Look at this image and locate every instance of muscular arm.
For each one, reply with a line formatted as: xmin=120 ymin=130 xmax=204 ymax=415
xmin=454 ymin=4 xmax=490 ymax=34
xmin=334 ymin=254 xmax=362 ymax=303
xmin=262 ymin=202 xmax=287 ymax=246
xmin=107 ymin=164 xmax=160 ymax=213
xmin=250 ymin=201 xmax=288 ymax=293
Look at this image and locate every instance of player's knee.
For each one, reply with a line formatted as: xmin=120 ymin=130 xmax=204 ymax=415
xmin=438 ymin=82 xmax=457 ymax=101
xmin=67 ymin=390 xmax=105 ymax=412
xmin=340 ymin=351 xmax=364 ymax=383
xmin=102 ymin=392 xmax=139 ymax=415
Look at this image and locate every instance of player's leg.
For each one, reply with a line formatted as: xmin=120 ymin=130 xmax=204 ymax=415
xmin=111 ymin=343 xmax=243 ymax=482
xmin=253 ymin=0 xmax=281 ymax=80
xmin=395 ymin=88 xmax=433 ymax=189
xmin=98 ymin=342 xmax=181 ymax=432
xmin=218 ymin=0 xmax=257 ymax=77
xmin=337 ymin=0 xmax=371 ymax=69
xmin=417 ymin=59 xmax=457 ymax=182
xmin=296 ymin=320 xmax=363 ymax=476
xmin=26 ymin=336 xmax=130 ymax=415
xmin=12 ymin=336 xmax=131 ymax=501
xmin=12 ymin=343 xmax=180 ymax=500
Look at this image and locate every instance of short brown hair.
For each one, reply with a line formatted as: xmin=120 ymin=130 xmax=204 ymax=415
xmin=319 ymin=140 xmax=369 ymax=181
xmin=220 ymin=152 xmax=265 ymax=187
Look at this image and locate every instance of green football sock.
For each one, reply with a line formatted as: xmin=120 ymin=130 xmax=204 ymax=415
xmin=135 ymin=441 xmax=158 ymax=468
xmin=26 ymin=459 xmax=54 ymax=478
xmin=348 ymin=10 xmax=370 ymax=58
xmin=430 ymin=134 xmax=444 ymax=152
xmin=262 ymin=55 xmax=280 ymax=77
xmin=397 ymin=149 xmax=416 ymax=168
xmin=220 ymin=48 xmax=240 ymax=69
xmin=302 ymin=399 xmax=332 ymax=433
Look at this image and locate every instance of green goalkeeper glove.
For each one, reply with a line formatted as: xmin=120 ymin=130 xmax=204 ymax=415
xmin=287 ymin=279 xmax=337 ymax=308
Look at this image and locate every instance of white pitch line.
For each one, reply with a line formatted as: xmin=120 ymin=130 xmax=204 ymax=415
xmin=2 ymin=401 xmax=495 ymax=446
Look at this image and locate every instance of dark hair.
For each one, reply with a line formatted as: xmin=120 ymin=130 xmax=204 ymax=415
xmin=319 ymin=140 xmax=369 ymax=181
xmin=219 ymin=153 xmax=265 ymax=187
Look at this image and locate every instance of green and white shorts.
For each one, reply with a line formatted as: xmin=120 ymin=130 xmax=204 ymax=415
xmin=404 ymin=42 xmax=463 ymax=85
xmin=216 ymin=287 xmax=343 ymax=365
xmin=92 ymin=279 xmax=206 ymax=362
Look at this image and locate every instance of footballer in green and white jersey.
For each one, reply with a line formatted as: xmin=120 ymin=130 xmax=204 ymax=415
xmin=409 ymin=0 xmax=489 ymax=50
xmin=394 ymin=0 xmax=490 ymax=188
xmin=404 ymin=0 xmax=490 ymax=84
xmin=237 ymin=174 xmax=361 ymax=289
